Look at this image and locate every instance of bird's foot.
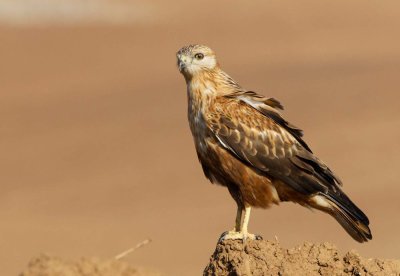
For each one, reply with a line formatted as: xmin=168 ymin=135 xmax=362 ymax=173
xmin=218 ymin=230 xmax=263 ymax=243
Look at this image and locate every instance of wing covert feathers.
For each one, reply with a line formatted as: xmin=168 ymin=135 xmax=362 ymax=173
xmin=210 ymin=94 xmax=342 ymax=196
xmin=226 ymin=91 xmax=311 ymax=151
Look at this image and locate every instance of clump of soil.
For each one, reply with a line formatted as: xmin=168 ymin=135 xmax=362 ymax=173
xmin=204 ymin=237 xmax=400 ymax=276
xmin=20 ymin=254 xmax=160 ymax=276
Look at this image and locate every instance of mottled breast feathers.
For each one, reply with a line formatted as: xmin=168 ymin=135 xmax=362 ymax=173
xmin=208 ymin=91 xmax=342 ymax=197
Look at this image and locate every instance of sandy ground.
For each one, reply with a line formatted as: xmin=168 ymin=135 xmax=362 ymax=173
xmin=205 ymin=238 xmax=400 ymax=275
xmin=21 ymin=254 xmax=161 ymax=276
xmin=1 ymin=1 xmax=400 ymax=275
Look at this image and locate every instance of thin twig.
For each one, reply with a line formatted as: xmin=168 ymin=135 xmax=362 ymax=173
xmin=114 ymin=238 xmax=152 ymax=260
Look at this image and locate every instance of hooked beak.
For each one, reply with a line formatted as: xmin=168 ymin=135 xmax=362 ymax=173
xmin=177 ymin=54 xmax=190 ymax=72
xmin=178 ymin=60 xmax=185 ymax=72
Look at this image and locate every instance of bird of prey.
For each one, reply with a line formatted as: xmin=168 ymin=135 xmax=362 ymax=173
xmin=176 ymin=44 xmax=372 ymax=242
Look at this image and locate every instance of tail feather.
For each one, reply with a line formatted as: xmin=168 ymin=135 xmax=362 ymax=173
xmin=328 ymin=198 xmax=372 ymax=242
xmin=311 ymin=192 xmax=372 ymax=243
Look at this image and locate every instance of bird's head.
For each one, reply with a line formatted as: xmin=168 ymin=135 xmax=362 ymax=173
xmin=176 ymin=44 xmax=218 ymax=79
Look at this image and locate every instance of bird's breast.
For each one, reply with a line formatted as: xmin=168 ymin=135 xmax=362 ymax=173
xmin=187 ymin=86 xmax=214 ymax=156
xmin=188 ymin=106 xmax=209 ymax=154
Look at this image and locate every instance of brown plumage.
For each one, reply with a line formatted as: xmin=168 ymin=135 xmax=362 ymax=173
xmin=177 ymin=44 xmax=372 ymax=242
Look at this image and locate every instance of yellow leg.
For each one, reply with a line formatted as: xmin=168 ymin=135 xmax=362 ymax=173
xmin=242 ymin=206 xmax=251 ymax=235
xmin=220 ymin=205 xmax=257 ymax=241
xmin=234 ymin=205 xmax=243 ymax=232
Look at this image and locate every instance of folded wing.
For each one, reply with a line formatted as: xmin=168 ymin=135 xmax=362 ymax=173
xmin=211 ymin=91 xmax=342 ymax=196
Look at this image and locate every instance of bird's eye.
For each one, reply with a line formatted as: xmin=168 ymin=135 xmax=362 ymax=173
xmin=194 ymin=53 xmax=204 ymax=60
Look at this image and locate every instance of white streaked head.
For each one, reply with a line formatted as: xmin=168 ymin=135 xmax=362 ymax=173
xmin=176 ymin=44 xmax=218 ymax=78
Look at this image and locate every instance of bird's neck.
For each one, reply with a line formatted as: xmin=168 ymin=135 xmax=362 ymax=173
xmin=186 ymin=69 xmax=244 ymax=129
xmin=187 ymin=68 xmax=242 ymax=103
xmin=187 ymin=70 xmax=217 ymax=112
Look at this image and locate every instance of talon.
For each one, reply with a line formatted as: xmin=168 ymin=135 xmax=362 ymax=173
xmin=242 ymin=232 xmax=257 ymax=241
xmin=219 ymin=231 xmax=258 ymax=242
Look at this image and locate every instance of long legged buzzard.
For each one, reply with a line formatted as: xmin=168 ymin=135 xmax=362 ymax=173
xmin=177 ymin=44 xmax=371 ymax=242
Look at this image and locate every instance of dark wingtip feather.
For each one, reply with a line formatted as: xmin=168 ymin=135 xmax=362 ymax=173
xmin=264 ymin=97 xmax=284 ymax=110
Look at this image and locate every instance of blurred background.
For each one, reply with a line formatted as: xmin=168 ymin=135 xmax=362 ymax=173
xmin=1 ymin=0 xmax=400 ymax=275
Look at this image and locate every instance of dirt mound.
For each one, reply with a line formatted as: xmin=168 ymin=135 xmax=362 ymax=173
xmin=20 ymin=254 xmax=160 ymax=276
xmin=204 ymin=237 xmax=400 ymax=276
